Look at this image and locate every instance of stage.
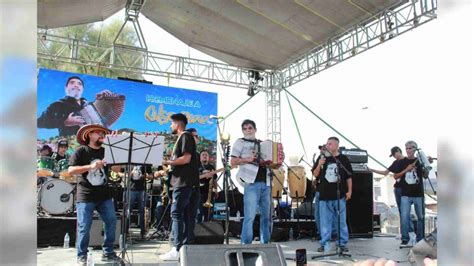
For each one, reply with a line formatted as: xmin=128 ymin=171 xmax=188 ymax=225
xmin=37 ymin=229 xmax=412 ymax=265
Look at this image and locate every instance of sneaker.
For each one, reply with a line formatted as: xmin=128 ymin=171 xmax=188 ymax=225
xmin=399 ymin=241 xmax=411 ymax=248
xmin=317 ymin=246 xmax=325 ymax=252
xmin=159 ymin=247 xmax=179 ymax=261
xmin=76 ymin=256 xmax=87 ymax=266
xmin=101 ymin=252 xmax=121 ymax=262
xmin=338 ymin=246 xmax=349 ymax=252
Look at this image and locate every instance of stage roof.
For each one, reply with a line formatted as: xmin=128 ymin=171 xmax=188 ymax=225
xmin=38 ymin=0 xmax=406 ymax=70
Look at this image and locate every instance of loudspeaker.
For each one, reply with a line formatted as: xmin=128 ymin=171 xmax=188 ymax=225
xmin=180 ymin=244 xmax=286 ymax=266
xmin=294 ymin=202 xmax=314 ymax=219
xmin=346 ymin=172 xmax=373 ymax=237
xmin=193 ymin=222 xmax=225 ymax=244
xmin=89 ymin=215 xmax=121 ymax=247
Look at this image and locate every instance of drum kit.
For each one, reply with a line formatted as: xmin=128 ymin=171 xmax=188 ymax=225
xmin=37 ymin=156 xmax=76 ymax=216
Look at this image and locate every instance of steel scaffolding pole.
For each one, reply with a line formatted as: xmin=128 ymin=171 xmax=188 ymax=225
xmin=265 ymin=73 xmax=282 ymax=142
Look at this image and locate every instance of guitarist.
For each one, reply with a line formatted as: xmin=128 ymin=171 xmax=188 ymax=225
xmin=159 ymin=113 xmax=199 ymax=261
xmin=197 ymin=150 xmax=218 ymax=223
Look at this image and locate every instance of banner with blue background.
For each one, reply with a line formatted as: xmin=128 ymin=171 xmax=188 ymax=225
xmin=37 ymin=68 xmax=218 ymax=142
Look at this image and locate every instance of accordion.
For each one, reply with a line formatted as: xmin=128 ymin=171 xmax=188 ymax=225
xmin=259 ymin=140 xmax=284 ymax=169
xmin=79 ymin=93 xmax=125 ymax=127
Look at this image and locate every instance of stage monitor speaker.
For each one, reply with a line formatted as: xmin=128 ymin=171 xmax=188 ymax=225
xmin=180 ymin=244 xmax=286 ymax=266
xmin=347 ymin=172 xmax=374 ymax=238
xmin=89 ymin=215 xmax=121 ymax=247
xmin=193 ymin=222 xmax=225 ymax=244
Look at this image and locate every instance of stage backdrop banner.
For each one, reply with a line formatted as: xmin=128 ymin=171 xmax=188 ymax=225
xmin=37 ymin=68 xmax=218 ymax=158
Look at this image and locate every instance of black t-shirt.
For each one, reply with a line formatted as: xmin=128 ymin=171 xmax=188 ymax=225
xmin=52 ymin=152 xmax=69 ymax=162
xmin=37 ymin=96 xmax=88 ymax=137
xmin=317 ymin=154 xmax=353 ymax=200
xmin=199 ymin=163 xmax=217 ymax=194
xmin=387 ymin=159 xmax=402 ymax=188
xmin=170 ymin=131 xmax=199 ymax=188
xmin=254 ymin=165 xmax=267 ymax=183
xmin=398 ymin=158 xmax=424 ymax=197
xmin=130 ymin=165 xmax=152 ymax=191
xmin=69 ymin=145 xmax=111 ymax=202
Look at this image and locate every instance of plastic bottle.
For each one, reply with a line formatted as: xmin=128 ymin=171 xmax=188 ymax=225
xmin=236 ymin=211 xmax=241 ymax=220
xmin=86 ymin=247 xmax=94 ymax=266
xmin=63 ymin=233 xmax=70 ymax=248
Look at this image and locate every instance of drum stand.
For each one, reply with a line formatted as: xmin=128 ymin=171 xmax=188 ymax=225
xmin=283 ymin=162 xmax=307 ymax=240
xmin=312 ymin=158 xmax=352 ymax=260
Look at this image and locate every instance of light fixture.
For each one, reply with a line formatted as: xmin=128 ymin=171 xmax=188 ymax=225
xmin=247 ymin=81 xmax=256 ymax=97
xmin=247 ymin=70 xmax=263 ymax=97
xmin=220 ymin=132 xmax=231 ymax=145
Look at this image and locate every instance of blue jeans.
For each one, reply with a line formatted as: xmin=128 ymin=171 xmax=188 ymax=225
xmin=241 ymin=182 xmax=271 ymax=244
xmin=313 ymin=192 xmax=321 ymax=237
xmin=76 ymin=198 xmax=116 ymax=258
xmin=401 ymin=196 xmax=424 ymax=242
xmin=394 ymin=187 xmax=414 ymax=233
xmin=170 ymin=186 xmax=192 ymax=251
xmin=314 ymin=192 xmax=337 ymax=239
xmin=319 ymin=198 xmax=348 ymax=250
xmin=128 ymin=190 xmax=145 ymax=234
xmin=184 ymin=187 xmax=200 ymax=244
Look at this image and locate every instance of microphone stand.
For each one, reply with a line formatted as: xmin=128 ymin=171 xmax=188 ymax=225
xmin=312 ymin=152 xmax=352 ymax=260
xmin=215 ymin=117 xmax=232 ymax=244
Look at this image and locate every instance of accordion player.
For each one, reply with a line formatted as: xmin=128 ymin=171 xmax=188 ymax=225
xmin=258 ymin=140 xmax=284 ymax=169
xmin=79 ymin=92 xmax=125 ymax=127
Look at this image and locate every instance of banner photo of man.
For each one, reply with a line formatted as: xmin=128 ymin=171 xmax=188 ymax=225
xmin=37 ymin=68 xmax=218 ymax=159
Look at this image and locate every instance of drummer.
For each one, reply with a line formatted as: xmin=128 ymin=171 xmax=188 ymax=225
xmin=52 ymin=139 xmax=70 ymax=163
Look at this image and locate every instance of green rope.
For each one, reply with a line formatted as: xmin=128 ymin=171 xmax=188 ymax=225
xmin=283 ymin=88 xmax=387 ymax=169
xmin=284 ymin=90 xmax=308 ymax=161
xmin=221 ymin=91 xmax=260 ymax=121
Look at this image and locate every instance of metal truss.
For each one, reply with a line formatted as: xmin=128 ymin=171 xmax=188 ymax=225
xmin=276 ymin=0 xmax=437 ymax=89
xmin=264 ymin=76 xmax=282 ymax=142
xmin=38 ymin=31 xmax=257 ymax=89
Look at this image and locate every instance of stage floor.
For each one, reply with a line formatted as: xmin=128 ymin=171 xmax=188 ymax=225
xmin=37 ymin=230 xmax=412 ymax=265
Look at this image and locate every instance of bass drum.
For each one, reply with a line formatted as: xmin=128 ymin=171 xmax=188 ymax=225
xmin=39 ymin=179 xmax=75 ymax=215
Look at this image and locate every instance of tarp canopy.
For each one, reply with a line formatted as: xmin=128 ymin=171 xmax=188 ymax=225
xmin=38 ymin=0 xmax=405 ymax=70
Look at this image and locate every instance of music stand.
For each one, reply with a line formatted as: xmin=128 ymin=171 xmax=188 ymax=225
xmin=104 ymin=132 xmax=164 ymax=261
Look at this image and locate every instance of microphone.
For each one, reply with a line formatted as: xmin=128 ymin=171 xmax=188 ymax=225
xmin=209 ymin=115 xmax=224 ymax=120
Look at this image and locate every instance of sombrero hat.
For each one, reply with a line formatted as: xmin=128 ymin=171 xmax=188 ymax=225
xmin=76 ymin=124 xmax=111 ymax=145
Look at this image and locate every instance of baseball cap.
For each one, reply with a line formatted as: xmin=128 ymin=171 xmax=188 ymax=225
xmin=389 ymin=146 xmax=402 ymax=157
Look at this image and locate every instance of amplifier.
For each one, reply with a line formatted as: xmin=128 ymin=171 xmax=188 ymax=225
xmin=341 ymin=148 xmax=368 ymax=163
xmin=351 ymin=163 xmax=370 ymax=173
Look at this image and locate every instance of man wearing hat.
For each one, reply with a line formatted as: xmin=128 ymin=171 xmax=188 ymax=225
xmin=52 ymin=139 xmax=70 ymax=163
xmin=159 ymin=113 xmax=199 ymax=261
xmin=368 ymin=146 xmax=405 ymax=217
xmin=368 ymin=146 xmax=416 ymax=243
xmin=68 ymin=124 xmax=120 ymax=265
xmin=39 ymin=144 xmax=53 ymax=157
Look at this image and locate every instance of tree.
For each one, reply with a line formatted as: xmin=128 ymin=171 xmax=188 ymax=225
xmin=38 ymin=19 xmax=144 ymax=80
